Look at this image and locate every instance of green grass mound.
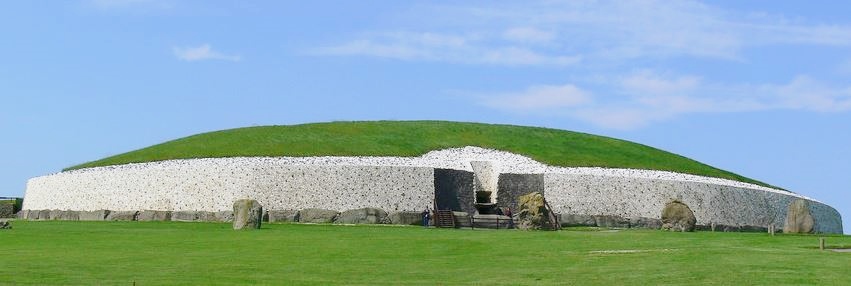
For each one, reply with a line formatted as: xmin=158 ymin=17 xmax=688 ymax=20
xmin=66 ymin=120 xmax=772 ymax=188
xmin=1 ymin=221 xmax=848 ymax=285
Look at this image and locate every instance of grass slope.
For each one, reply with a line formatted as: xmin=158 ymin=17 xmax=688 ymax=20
xmin=2 ymin=221 xmax=849 ymax=285
xmin=67 ymin=120 xmax=772 ymax=187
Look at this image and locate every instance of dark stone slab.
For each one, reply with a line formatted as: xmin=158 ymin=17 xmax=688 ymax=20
xmin=594 ymin=215 xmax=631 ymax=228
xmin=267 ymin=210 xmax=299 ymax=223
xmin=497 ymin=173 xmax=544 ymax=212
xmin=106 ymin=211 xmax=139 ymax=221
xmin=137 ymin=210 xmax=172 ymax=221
xmin=560 ymin=214 xmax=597 ymax=227
xmin=434 ymin=169 xmax=475 ymax=215
xmin=299 ymin=208 xmax=338 ymax=223
xmin=172 ymin=211 xmax=200 ymax=222
xmin=335 ymin=208 xmax=387 ymax=224
xmin=386 ymin=211 xmax=422 ymax=225
xmin=79 ymin=210 xmax=111 ymax=221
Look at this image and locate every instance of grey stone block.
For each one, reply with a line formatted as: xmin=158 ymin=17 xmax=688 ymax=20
xmin=267 ymin=210 xmax=299 ymax=223
xmin=299 ymin=208 xmax=338 ymax=223
xmin=79 ymin=210 xmax=111 ymax=221
xmin=453 ymin=211 xmax=472 ymax=227
xmin=106 ymin=211 xmax=139 ymax=221
xmin=197 ymin=211 xmax=218 ymax=222
xmin=387 ymin=211 xmax=423 ymax=226
xmin=594 ymin=215 xmax=630 ymax=228
xmin=629 ymin=217 xmax=662 ymax=229
xmin=784 ymin=199 xmax=814 ymax=234
xmin=233 ymin=199 xmax=263 ymax=230
xmin=335 ymin=208 xmax=387 ymax=224
xmin=560 ymin=214 xmax=597 ymax=227
xmin=37 ymin=210 xmax=52 ymax=220
xmin=48 ymin=210 xmax=64 ymax=220
xmin=137 ymin=210 xmax=172 ymax=221
xmin=57 ymin=211 xmax=80 ymax=221
xmin=172 ymin=211 xmax=200 ymax=222
xmin=216 ymin=211 xmax=234 ymax=222
xmin=17 ymin=210 xmax=29 ymax=219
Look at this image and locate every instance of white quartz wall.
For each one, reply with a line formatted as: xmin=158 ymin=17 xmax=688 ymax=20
xmin=544 ymin=173 xmax=843 ymax=234
xmin=24 ymin=160 xmax=434 ymax=212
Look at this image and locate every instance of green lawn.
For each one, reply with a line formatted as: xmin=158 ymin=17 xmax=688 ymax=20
xmin=65 ymin=120 xmax=776 ymax=188
xmin=2 ymin=221 xmax=848 ymax=285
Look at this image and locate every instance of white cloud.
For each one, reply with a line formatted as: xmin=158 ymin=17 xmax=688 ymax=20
xmin=315 ymin=32 xmax=580 ymax=66
xmin=172 ymin=44 xmax=241 ymax=62
xmin=476 ymin=72 xmax=851 ymax=129
xmin=482 ymin=84 xmax=592 ymax=112
xmin=503 ymin=27 xmax=555 ymax=43
xmin=316 ymin=1 xmax=851 ymax=64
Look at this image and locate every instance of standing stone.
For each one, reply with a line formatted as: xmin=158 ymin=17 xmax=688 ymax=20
xmin=661 ymin=200 xmax=696 ymax=232
xmin=233 ymin=199 xmax=263 ymax=230
xmin=515 ymin=192 xmax=556 ymax=230
xmin=784 ymin=199 xmax=814 ymax=234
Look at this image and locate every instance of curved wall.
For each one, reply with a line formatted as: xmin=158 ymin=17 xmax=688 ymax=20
xmin=24 ymin=161 xmax=434 ymax=212
xmin=22 ymin=148 xmax=843 ymax=234
xmin=544 ymin=173 xmax=843 ymax=234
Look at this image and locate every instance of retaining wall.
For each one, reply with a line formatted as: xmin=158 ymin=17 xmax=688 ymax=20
xmin=24 ymin=162 xmax=434 ymax=212
xmin=544 ymin=173 xmax=843 ymax=234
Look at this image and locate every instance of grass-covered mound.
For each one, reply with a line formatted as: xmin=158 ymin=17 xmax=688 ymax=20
xmin=2 ymin=221 xmax=849 ymax=285
xmin=66 ymin=120 xmax=771 ymax=187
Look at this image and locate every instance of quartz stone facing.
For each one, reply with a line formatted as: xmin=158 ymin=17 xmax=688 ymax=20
xmin=20 ymin=148 xmax=843 ymax=234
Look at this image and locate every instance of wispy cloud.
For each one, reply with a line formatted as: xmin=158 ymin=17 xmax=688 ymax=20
xmin=476 ymin=71 xmax=851 ymax=129
xmin=315 ymin=32 xmax=580 ymax=66
xmin=315 ymin=0 xmax=851 ymax=64
xmin=482 ymin=84 xmax=592 ymax=112
xmin=172 ymin=44 xmax=241 ymax=62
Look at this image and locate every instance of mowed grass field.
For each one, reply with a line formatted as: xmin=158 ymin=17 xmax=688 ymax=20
xmin=2 ymin=221 xmax=848 ymax=285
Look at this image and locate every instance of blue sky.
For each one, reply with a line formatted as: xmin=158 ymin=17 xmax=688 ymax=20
xmin=2 ymin=1 xmax=849 ymax=233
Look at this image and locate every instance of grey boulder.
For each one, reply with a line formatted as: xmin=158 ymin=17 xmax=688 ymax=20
xmin=106 ymin=211 xmax=139 ymax=221
xmin=784 ymin=199 xmax=814 ymax=234
xmin=386 ymin=211 xmax=423 ymax=226
xmin=299 ymin=208 xmax=338 ymax=223
xmin=335 ymin=208 xmax=387 ymax=224
xmin=267 ymin=210 xmax=299 ymax=223
xmin=233 ymin=199 xmax=263 ymax=230
xmin=137 ymin=210 xmax=172 ymax=221
xmin=661 ymin=200 xmax=696 ymax=232
xmin=79 ymin=210 xmax=111 ymax=221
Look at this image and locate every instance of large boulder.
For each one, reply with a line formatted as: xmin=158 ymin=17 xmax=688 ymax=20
xmin=233 ymin=199 xmax=263 ymax=230
xmin=268 ymin=210 xmax=300 ymax=223
xmin=784 ymin=199 xmax=814 ymax=234
xmin=106 ymin=211 xmax=139 ymax=221
xmin=79 ymin=210 xmax=111 ymax=221
xmin=515 ymin=192 xmax=556 ymax=230
xmin=137 ymin=210 xmax=172 ymax=221
xmin=0 ymin=219 xmax=10 ymax=230
xmin=386 ymin=211 xmax=422 ymax=225
xmin=335 ymin=208 xmax=387 ymax=224
xmin=0 ymin=204 xmax=13 ymax=218
xmin=661 ymin=201 xmax=696 ymax=232
xmin=299 ymin=208 xmax=339 ymax=223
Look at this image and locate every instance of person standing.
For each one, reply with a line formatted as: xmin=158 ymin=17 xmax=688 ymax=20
xmin=505 ymin=207 xmax=514 ymax=229
xmin=422 ymin=208 xmax=431 ymax=227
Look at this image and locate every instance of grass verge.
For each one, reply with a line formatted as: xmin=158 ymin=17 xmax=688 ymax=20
xmin=2 ymin=221 xmax=848 ymax=285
